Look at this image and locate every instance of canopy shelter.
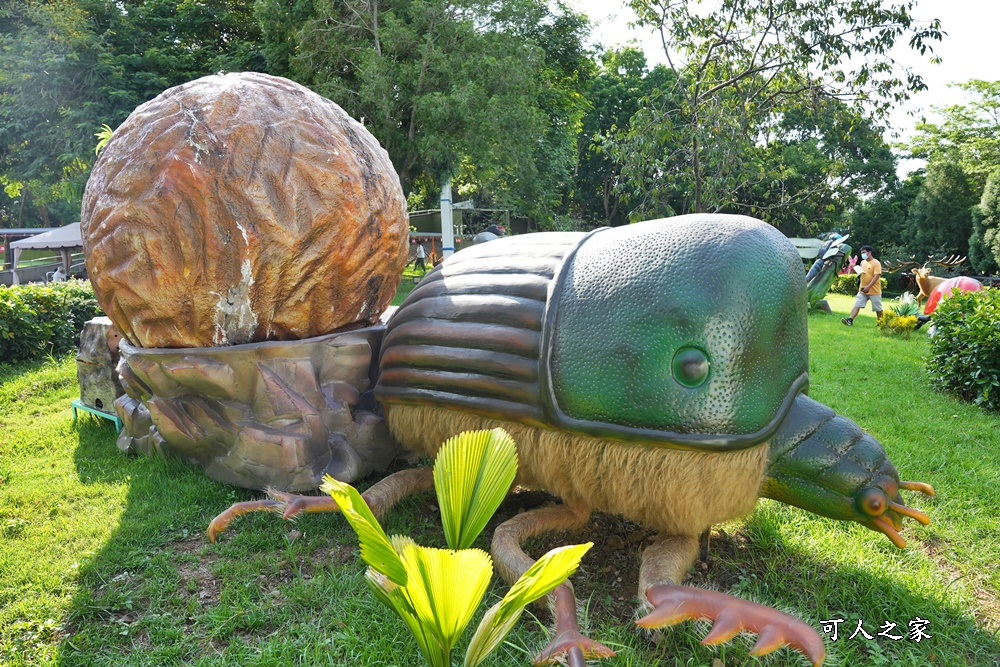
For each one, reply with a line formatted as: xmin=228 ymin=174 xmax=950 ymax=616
xmin=9 ymin=222 xmax=83 ymax=285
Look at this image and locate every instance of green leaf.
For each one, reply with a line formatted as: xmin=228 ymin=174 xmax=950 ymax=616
xmin=435 ymin=428 xmax=518 ymax=550
xmin=463 ymin=598 xmax=525 ymax=667
xmin=366 ymin=568 xmax=445 ymax=667
xmin=463 ymin=600 xmax=522 ymax=667
xmin=321 ymin=475 xmax=407 ymax=585
xmin=497 ymin=543 xmax=591 ymax=616
xmin=464 ymin=543 xmax=591 ymax=667
xmin=94 ymin=124 xmax=113 ymax=155
xmin=393 ymin=536 xmax=493 ymax=664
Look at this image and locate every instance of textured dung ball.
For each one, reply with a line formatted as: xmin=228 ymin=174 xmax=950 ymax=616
xmin=81 ymin=72 xmax=408 ymax=348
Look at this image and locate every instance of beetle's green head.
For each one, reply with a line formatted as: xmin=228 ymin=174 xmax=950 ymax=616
xmin=788 ymin=472 xmax=935 ymax=548
xmin=764 ymin=394 xmax=935 ymax=548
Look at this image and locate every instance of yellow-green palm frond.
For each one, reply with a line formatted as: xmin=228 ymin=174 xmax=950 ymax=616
xmin=464 ymin=543 xmax=592 ymax=667
xmin=321 ymin=475 xmax=407 ymax=585
xmin=394 ymin=536 xmax=493 ymax=655
xmin=366 ymin=568 xmax=444 ymax=667
xmin=434 ymin=428 xmax=518 ymax=550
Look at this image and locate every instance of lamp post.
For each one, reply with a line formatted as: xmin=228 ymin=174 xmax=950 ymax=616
xmin=440 ymin=179 xmax=455 ymax=259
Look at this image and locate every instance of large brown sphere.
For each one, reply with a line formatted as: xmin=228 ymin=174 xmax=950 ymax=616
xmin=82 ymin=72 xmax=408 ymax=348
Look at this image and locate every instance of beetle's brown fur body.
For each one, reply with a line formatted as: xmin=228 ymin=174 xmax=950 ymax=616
xmin=385 ymin=404 xmax=767 ymax=538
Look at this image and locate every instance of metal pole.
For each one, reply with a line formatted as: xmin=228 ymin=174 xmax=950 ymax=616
xmin=440 ymin=179 xmax=455 ymax=258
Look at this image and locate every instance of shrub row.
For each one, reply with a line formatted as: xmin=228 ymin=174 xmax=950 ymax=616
xmin=927 ymin=288 xmax=1000 ymax=411
xmin=827 ymin=274 xmax=888 ymax=295
xmin=0 ymin=280 xmax=104 ymax=363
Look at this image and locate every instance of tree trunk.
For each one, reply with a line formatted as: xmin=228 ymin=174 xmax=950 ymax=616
xmin=372 ymin=0 xmax=381 ymax=56
xmin=604 ymin=174 xmax=612 ymax=221
xmin=17 ymin=187 xmax=26 ymax=227
xmin=693 ymin=134 xmax=704 ymax=214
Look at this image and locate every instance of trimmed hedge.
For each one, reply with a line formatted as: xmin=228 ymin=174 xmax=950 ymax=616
xmin=828 ymin=274 xmax=888 ymax=295
xmin=927 ymin=288 xmax=1000 ymax=411
xmin=0 ymin=280 xmax=104 ymax=363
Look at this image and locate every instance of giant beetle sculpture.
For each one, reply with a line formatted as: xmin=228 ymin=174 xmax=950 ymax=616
xmin=209 ymin=215 xmax=934 ymax=667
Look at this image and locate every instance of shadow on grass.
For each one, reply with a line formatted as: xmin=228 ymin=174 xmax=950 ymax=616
xmin=715 ymin=510 xmax=1000 ymax=666
xmin=58 ymin=420 xmax=425 ymax=667
xmin=57 ymin=417 xmax=1000 ymax=667
xmin=59 ymin=419 xmax=262 ymax=666
xmin=507 ymin=493 xmax=1000 ymax=667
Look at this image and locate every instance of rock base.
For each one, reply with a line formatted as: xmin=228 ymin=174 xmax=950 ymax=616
xmin=76 ymin=317 xmax=125 ymax=412
xmin=114 ymin=317 xmax=401 ymax=491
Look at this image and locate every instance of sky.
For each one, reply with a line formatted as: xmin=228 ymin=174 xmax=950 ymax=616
xmin=566 ymin=0 xmax=1000 ymax=174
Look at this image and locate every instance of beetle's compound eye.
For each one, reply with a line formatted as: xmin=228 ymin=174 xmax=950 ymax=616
xmin=671 ymin=346 xmax=710 ymax=388
xmin=856 ymin=487 xmax=888 ymax=517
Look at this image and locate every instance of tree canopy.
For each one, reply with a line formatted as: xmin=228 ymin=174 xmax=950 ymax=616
xmin=889 ymin=79 xmax=1000 ymax=272
xmin=608 ymin=0 xmax=942 ymax=225
xmin=971 ymin=169 xmax=1000 ymax=273
xmin=908 ymin=80 xmax=1000 ymax=188
xmin=0 ymin=0 xmax=264 ymax=227
xmin=569 ymin=47 xmax=673 ymax=228
xmin=905 ymin=161 xmax=977 ymax=259
xmin=3 ymin=0 xmax=979 ymax=266
xmin=256 ymin=0 xmax=592 ymax=222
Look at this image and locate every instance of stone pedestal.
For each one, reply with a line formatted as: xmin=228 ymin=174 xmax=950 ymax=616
xmin=114 ymin=317 xmax=401 ymax=491
xmin=76 ymin=317 xmax=125 ymax=412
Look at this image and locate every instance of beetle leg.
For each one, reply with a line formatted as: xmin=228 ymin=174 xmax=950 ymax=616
xmin=206 ymin=498 xmax=283 ymax=542
xmin=207 ymin=467 xmax=434 ymax=541
xmin=491 ymin=503 xmax=615 ymax=667
xmin=637 ymin=536 xmax=825 ymax=667
xmin=638 ymin=534 xmax=700 ymax=595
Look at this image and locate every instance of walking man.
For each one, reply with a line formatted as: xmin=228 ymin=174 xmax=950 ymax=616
xmin=414 ymin=242 xmax=427 ymax=274
xmin=842 ymin=244 xmax=882 ymax=326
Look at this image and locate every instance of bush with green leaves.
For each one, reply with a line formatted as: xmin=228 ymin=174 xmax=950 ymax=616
xmin=322 ymin=428 xmax=591 ymax=667
xmin=828 ymin=274 xmax=859 ymax=294
xmin=877 ymin=311 xmax=918 ymax=338
xmin=828 ymin=274 xmax=888 ymax=295
xmin=927 ymin=288 xmax=1000 ymax=411
xmin=0 ymin=280 xmax=103 ymax=363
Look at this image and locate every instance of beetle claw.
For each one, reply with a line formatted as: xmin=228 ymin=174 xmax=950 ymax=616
xmin=206 ymin=490 xmax=343 ymax=541
xmin=532 ymin=630 xmax=615 ymax=666
xmin=638 ymin=585 xmax=826 ymax=667
xmin=532 ymin=582 xmax=615 ymax=666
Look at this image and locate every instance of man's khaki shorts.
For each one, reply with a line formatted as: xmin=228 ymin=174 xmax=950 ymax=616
xmin=854 ymin=292 xmax=883 ymax=311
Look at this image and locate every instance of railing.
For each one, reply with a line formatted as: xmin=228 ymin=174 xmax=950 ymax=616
xmin=0 ymin=251 xmax=86 ymax=286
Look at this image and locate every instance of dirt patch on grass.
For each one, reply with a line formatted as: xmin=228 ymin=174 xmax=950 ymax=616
xmin=171 ymin=538 xmax=222 ymax=605
xmin=921 ymin=537 xmax=1000 ymax=632
xmin=304 ymin=543 xmax=358 ymax=572
xmin=486 ymin=490 xmax=744 ymax=626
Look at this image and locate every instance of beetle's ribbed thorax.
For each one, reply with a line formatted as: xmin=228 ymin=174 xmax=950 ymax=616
xmin=376 ymin=232 xmax=579 ymax=425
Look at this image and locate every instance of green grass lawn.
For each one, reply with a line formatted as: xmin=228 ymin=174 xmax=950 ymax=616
xmin=1 ymin=293 xmax=998 ymax=666
xmin=391 ymin=265 xmax=425 ymax=306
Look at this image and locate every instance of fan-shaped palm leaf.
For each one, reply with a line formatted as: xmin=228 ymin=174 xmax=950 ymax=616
xmin=393 ymin=536 xmax=493 ymax=658
xmin=434 ymin=428 xmax=518 ymax=550
xmin=366 ymin=568 xmax=444 ymax=667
